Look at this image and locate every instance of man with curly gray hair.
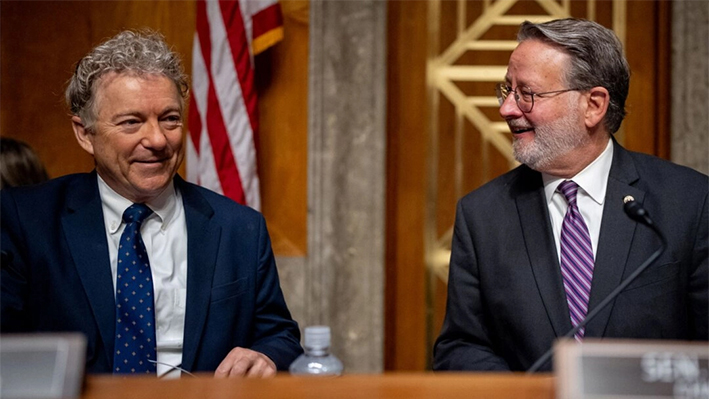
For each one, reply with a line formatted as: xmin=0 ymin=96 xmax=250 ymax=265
xmin=1 ymin=30 xmax=302 ymax=378
xmin=434 ymin=18 xmax=707 ymax=372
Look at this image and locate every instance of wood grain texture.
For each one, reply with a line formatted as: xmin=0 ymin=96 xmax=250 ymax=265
xmin=83 ymin=373 xmax=555 ymax=399
xmin=256 ymin=0 xmax=309 ymax=256
xmin=385 ymin=0 xmax=429 ymax=372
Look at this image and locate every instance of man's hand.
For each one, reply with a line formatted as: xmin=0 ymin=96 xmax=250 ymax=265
xmin=214 ymin=347 xmax=277 ymax=378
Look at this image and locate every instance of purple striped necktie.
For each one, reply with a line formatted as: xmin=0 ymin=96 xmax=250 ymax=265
xmin=558 ymin=180 xmax=595 ymax=340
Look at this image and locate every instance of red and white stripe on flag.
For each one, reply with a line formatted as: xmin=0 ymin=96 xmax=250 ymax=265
xmin=187 ymin=0 xmax=283 ymax=210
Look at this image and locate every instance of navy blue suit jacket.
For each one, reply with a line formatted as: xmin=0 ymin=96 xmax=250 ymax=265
xmin=433 ymin=141 xmax=708 ymax=372
xmin=1 ymin=172 xmax=302 ymax=373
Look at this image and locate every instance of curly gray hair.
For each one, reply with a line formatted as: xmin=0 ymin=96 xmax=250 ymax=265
xmin=518 ymin=18 xmax=630 ymax=134
xmin=65 ymin=30 xmax=189 ymax=131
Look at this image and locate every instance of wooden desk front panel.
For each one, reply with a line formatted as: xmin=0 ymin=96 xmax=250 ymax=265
xmin=83 ymin=373 xmax=554 ymax=399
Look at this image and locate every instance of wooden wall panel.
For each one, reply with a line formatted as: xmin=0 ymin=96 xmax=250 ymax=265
xmin=385 ymin=0 xmax=428 ymax=371
xmin=624 ymin=0 xmax=671 ymax=158
xmin=256 ymin=1 xmax=309 ymax=256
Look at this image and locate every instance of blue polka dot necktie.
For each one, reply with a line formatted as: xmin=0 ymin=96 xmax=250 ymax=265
xmin=113 ymin=203 xmax=157 ymax=374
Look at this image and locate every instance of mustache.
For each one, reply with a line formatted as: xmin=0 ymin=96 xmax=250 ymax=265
xmin=507 ymin=119 xmax=533 ymax=129
xmin=507 ymin=119 xmax=534 ymax=134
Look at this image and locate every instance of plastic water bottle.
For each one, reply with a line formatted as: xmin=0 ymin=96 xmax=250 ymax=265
xmin=289 ymin=326 xmax=343 ymax=376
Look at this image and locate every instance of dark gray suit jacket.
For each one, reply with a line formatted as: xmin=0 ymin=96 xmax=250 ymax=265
xmin=1 ymin=172 xmax=303 ymax=373
xmin=433 ymin=141 xmax=708 ymax=372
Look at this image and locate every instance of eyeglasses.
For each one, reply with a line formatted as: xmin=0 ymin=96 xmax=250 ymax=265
xmin=495 ymin=83 xmax=581 ymax=113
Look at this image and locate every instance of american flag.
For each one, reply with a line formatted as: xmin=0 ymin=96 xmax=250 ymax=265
xmin=187 ymin=0 xmax=283 ymax=210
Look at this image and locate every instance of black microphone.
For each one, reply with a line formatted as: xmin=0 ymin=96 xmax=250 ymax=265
xmin=527 ymin=200 xmax=667 ymax=373
xmin=624 ymin=200 xmax=654 ymax=226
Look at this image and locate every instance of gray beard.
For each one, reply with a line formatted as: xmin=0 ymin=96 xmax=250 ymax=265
xmin=512 ymin=112 xmax=589 ymax=172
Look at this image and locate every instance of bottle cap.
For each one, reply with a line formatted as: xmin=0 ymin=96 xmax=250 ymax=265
xmin=304 ymin=325 xmax=331 ymax=349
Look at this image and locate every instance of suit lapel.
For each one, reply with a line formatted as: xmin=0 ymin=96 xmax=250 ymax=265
xmin=514 ymin=168 xmax=573 ymax=337
xmin=176 ymin=177 xmax=220 ymax=371
xmin=585 ymin=142 xmax=643 ymax=337
xmin=61 ymin=173 xmax=116 ymax=365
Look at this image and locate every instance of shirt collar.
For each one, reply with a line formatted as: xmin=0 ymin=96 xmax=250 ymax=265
xmin=542 ymin=138 xmax=614 ymax=205
xmin=97 ymin=176 xmax=179 ymax=234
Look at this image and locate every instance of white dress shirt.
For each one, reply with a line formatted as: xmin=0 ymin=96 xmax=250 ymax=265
xmin=542 ymin=138 xmax=614 ymax=263
xmin=98 ymin=176 xmax=188 ymax=378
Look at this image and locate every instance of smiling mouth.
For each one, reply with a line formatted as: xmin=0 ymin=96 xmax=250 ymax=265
xmin=510 ymin=126 xmax=534 ymax=134
xmin=134 ymin=161 xmax=169 ymax=169
xmin=136 ymin=157 xmax=169 ymax=164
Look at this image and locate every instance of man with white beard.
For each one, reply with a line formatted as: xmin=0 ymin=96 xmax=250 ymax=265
xmin=433 ymin=18 xmax=708 ymax=372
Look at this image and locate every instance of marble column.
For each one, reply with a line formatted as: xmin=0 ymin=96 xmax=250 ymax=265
xmin=671 ymin=0 xmax=709 ymax=175
xmin=279 ymin=0 xmax=387 ymax=373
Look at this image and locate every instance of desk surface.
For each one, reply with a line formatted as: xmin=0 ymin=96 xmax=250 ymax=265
xmin=83 ymin=373 xmax=555 ymax=399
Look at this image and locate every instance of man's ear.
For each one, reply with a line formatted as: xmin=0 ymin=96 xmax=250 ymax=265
xmin=584 ymin=86 xmax=610 ymax=130
xmin=71 ymin=115 xmax=95 ymax=156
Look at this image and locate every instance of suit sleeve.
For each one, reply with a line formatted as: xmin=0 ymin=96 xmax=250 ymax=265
xmin=688 ymin=192 xmax=708 ymax=340
xmin=433 ymin=200 xmax=510 ymax=371
xmin=248 ymin=215 xmax=303 ymax=370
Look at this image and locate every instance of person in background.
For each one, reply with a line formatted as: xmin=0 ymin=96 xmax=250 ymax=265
xmin=0 ymin=137 xmax=49 ymax=188
xmin=434 ymin=18 xmax=708 ymax=372
xmin=1 ymin=30 xmax=302 ymax=378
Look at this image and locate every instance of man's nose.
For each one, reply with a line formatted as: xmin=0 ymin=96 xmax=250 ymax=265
xmin=142 ymin=120 xmax=168 ymax=149
xmin=499 ymin=93 xmax=523 ymax=120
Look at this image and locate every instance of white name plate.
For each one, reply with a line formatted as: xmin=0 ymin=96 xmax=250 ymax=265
xmin=554 ymin=339 xmax=709 ymax=399
xmin=0 ymin=333 xmax=86 ymax=399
